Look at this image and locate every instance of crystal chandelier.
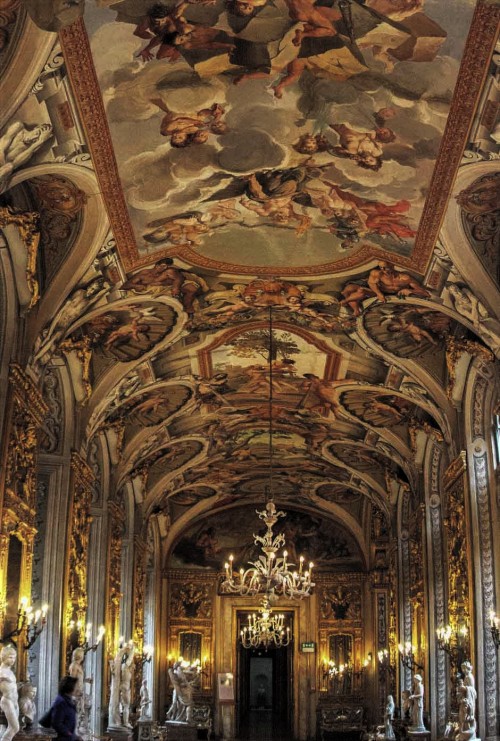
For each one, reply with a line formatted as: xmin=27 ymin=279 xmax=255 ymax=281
xmin=241 ymin=595 xmax=291 ymax=649
xmin=221 ymin=307 xmax=315 ymax=602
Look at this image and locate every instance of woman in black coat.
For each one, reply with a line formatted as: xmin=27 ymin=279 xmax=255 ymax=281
xmin=48 ymin=676 xmax=82 ymax=741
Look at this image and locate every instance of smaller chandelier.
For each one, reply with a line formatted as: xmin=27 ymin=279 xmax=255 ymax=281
xmin=241 ymin=596 xmax=291 ymax=649
xmin=222 ymin=501 xmax=314 ymax=600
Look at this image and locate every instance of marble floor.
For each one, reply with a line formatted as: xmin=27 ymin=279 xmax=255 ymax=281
xmin=235 ymin=709 xmax=292 ymax=740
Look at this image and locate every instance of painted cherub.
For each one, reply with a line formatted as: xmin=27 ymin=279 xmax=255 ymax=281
xmin=151 ymin=99 xmax=228 ymax=147
xmin=133 ymin=0 xmax=217 ymax=61
xmin=226 ymin=0 xmax=267 ymax=16
xmin=330 ymin=123 xmax=396 ymax=171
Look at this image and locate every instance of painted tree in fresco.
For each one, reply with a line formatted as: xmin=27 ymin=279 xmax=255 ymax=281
xmin=227 ymin=330 xmax=300 ymax=362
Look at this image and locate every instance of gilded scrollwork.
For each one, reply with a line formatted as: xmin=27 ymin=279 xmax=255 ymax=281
xmin=59 ymin=335 xmax=93 ymax=404
xmin=170 ymin=582 xmax=212 ymax=620
xmin=445 ymin=336 xmax=493 ymax=399
xmin=106 ymin=497 xmax=125 ymax=654
xmin=0 ymin=365 xmax=47 ymax=642
xmin=0 ymin=205 xmax=40 ymax=308
xmin=65 ymin=453 xmax=94 ymax=659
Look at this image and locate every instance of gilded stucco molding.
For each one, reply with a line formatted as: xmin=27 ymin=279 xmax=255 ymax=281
xmin=0 ymin=365 xmax=47 ymax=639
xmin=0 ymin=206 xmax=40 ymax=308
xmin=65 ymin=452 xmax=95 ymax=658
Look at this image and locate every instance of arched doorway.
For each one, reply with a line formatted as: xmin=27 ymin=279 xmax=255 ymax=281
xmin=236 ymin=611 xmax=293 ymax=740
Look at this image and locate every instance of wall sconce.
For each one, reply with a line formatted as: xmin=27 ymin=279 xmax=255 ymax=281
xmin=362 ymin=652 xmax=373 ymax=669
xmin=436 ymin=624 xmax=469 ymax=670
xmin=82 ymin=623 xmax=105 ymax=655
xmin=377 ymin=649 xmax=395 ymax=678
xmin=3 ymin=598 xmax=49 ymax=648
xmin=68 ymin=620 xmax=105 ymax=655
xmin=489 ymin=612 xmax=499 ymax=649
xmin=398 ymin=642 xmax=423 ymax=672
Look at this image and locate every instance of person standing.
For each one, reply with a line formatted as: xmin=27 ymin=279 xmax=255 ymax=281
xmin=46 ymin=676 xmax=82 ymax=741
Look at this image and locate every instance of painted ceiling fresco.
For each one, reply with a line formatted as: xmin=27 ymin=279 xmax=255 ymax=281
xmin=60 ymin=0 xmax=486 ymax=273
xmin=1 ymin=0 xmax=499 ymax=572
xmin=169 ymin=505 xmax=364 ymax=570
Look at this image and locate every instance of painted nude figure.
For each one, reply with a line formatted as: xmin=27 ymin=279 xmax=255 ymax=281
xmin=133 ymin=1 xmax=218 ymax=61
xmin=122 ymin=258 xmax=208 ymax=314
xmin=151 ymin=99 xmax=228 ymax=147
xmin=340 ymin=262 xmax=431 ymax=316
xmin=330 ymin=123 xmax=396 ymax=171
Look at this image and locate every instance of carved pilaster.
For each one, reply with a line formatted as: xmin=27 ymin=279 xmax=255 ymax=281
xmin=132 ymin=536 xmax=148 ymax=703
xmin=471 ymin=449 xmax=497 ymax=737
xmin=106 ymin=497 xmax=125 ymax=655
xmin=428 ymin=444 xmax=447 ymax=735
xmin=64 ymin=452 xmax=95 ymax=667
xmin=443 ymin=452 xmax=471 ymax=645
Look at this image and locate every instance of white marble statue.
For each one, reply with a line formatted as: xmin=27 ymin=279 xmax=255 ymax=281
xmin=0 ymin=646 xmax=19 ymax=741
xmin=384 ymin=695 xmax=396 ymax=740
xmin=108 ymin=643 xmax=134 ymax=730
xmin=18 ymin=682 xmax=37 ymax=729
xmin=457 ymin=684 xmax=478 ymax=741
xmin=69 ymin=647 xmax=92 ymax=737
xmin=461 ymin=662 xmax=475 ymax=692
xmin=409 ymin=674 xmax=425 ymax=732
xmin=0 ymin=122 xmax=52 ymax=195
xmin=139 ymin=680 xmax=151 ymax=720
xmin=166 ymin=662 xmax=196 ymax=724
xmin=119 ymin=646 xmax=135 ymax=729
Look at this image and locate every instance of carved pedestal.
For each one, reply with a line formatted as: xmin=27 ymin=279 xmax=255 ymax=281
xmin=107 ymin=727 xmax=134 ymax=741
xmin=136 ymin=719 xmax=153 ymax=741
xmin=164 ymin=721 xmax=198 ymax=740
xmin=408 ymin=731 xmax=431 ymax=741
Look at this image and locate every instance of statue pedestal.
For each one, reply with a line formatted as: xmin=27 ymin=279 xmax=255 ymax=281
xmin=164 ymin=721 xmax=198 ymax=740
xmin=107 ymin=726 xmax=134 ymax=741
xmin=136 ymin=719 xmax=153 ymax=741
xmin=408 ymin=731 xmax=431 ymax=741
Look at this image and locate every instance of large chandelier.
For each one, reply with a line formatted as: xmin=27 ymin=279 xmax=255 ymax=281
xmin=241 ymin=595 xmax=291 ymax=649
xmin=221 ymin=307 xmax=315 ymax=604
xmin=223 ymin=500 xmax=314 ymax=599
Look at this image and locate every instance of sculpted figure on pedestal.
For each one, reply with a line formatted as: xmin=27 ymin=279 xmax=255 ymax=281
xmin=0 ymin=646 xmax=19 ymax=741
xmin=18 ymin=682 xmax=37 ymax=729
xmin=108 ymin=643 xmax=134 ymax=730
xmin=409 ymin=674 xmax=425 ymax=732
xmin=139 ymin=680 xmax=151 ymax=720
xmin=166 ymin=662 xmax=196 ymax=724
xmin=457 ymin=684 xmax=477 ymax=741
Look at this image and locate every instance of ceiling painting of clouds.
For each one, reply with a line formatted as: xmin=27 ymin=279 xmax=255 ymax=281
xmin=59 ymin=0 xmax=490 ymax=274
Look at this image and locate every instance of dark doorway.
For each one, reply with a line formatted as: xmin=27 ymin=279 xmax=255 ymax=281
xmin=236 ymin=614 xmax=293 ymax=740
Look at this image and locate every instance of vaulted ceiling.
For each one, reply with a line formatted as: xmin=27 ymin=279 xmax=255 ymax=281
xmin=1 ymin=0 xmax=499 ymax=573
